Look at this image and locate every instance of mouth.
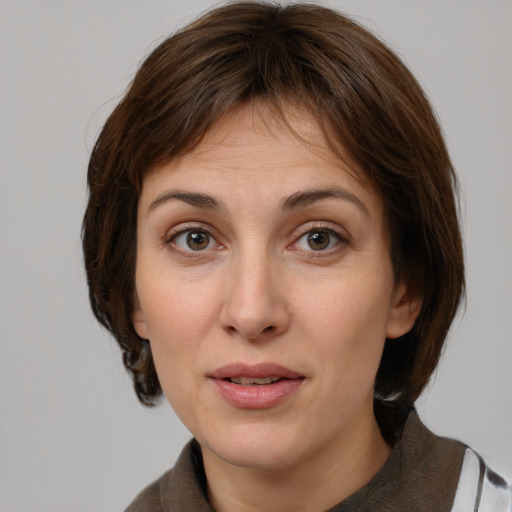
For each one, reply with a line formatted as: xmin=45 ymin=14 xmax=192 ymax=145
xmin=209 ymin=362 xmax=304 ymax=383
xmin=226 ymin=376 xmax=283 ymax=386
xmin=209 ymin=363 xmax=305 ymax=409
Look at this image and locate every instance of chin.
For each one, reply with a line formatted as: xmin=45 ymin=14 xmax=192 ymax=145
xmin=200 ymin=423 xmax=306 ymax=471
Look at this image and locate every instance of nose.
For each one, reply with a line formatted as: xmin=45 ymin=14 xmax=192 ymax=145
xmin=219 ymin=250 xmax=291 ymax=342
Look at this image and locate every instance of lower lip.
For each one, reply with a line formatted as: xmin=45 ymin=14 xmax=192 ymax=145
xmin=210 ymin=378 xmax=304 ymax=409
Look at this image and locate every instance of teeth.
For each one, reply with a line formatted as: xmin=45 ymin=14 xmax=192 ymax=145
xmin=229 ymin=376 xmax=281 ymax=386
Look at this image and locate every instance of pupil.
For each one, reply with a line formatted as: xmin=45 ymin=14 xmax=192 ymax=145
xmin=187 ymin=231 xmax=209 ymax=250
xmin=308 ymin=231 xmax=329 ymax=250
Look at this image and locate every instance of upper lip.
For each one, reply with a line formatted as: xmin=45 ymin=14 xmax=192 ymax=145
xmin=209 ymin=362 xmax=303 ymax=380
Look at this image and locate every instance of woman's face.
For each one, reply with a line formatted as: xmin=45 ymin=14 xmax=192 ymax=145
xmin=133 ymin=103 xmax=418 ymax=472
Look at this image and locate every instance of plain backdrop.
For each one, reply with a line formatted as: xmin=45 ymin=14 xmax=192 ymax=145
xmin=1 ymin=1 xmax=511 ymax=511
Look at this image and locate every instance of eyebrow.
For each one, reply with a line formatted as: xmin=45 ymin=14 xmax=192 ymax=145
xmin=147 ymin=187 xmax=369 ymax=216
xmin=280 ymin=188 xmax=369 ymax=216
xmin=148 ymin=191 xmax=224 ymax=214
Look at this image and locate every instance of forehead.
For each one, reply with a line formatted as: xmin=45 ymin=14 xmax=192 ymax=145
xmin=148 ymin=101 xmax=368 ymax=185
xmin=139 ymin=102 xmax=382 ymax=219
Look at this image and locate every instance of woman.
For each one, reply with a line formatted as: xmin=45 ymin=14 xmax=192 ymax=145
xmin=82 ymin=2 xmax=511 ymax=511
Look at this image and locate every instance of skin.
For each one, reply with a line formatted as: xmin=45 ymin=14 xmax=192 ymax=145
xmin=132 ymin=102 xmax=421 ymax=512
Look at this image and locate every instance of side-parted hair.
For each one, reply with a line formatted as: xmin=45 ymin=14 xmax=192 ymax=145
xmin=83 ymin=2 xmax=464 ymax=410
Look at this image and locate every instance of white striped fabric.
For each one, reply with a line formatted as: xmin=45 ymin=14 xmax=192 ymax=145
xmin=451 ymin=449 xmax=512 ymax=512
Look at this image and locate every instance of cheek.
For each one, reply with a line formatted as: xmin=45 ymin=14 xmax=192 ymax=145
xmin=136 ymin=270 xmax=218 ymax=392
xmin=299 ymin=271 xmax=392 ymax=338
xmin=296 ymin=270 xmax=393 ymax=379
xmin=142 ymin=289 xmax=205 ymax=421
xmin=137 ymin=263 xmax=217 ymax=341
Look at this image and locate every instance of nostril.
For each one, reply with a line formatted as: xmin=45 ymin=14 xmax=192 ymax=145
xmin=263 ymin=325 xmax=275 ymax=333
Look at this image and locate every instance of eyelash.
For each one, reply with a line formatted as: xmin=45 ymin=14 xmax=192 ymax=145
xmin=164 ymin=224 xmax=223 ymax=257
xmin=164 ymin=223 xmax=349 ymax=256
xmin=292 ymin=226 xmax=348 ymax=254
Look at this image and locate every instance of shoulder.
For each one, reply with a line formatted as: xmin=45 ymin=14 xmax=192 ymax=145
xmin=124 ymin=468 xmax=172 ymax=512
xmin=377 ymin=407 xmax=511 ymax=511
xmin=450 ymin=448 xmax=512 ymax=512
xmin=123 ymin=439 xmax=211 ymax=512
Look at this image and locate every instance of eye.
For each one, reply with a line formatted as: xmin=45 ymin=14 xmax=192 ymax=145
xmin=295 ymin=229 xmax=344 ymax=252
xmin=172 ymin=229 xmax=216 ymax=251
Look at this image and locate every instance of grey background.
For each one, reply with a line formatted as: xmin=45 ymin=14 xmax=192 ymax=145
xmin=1 ymin=1 xmax=511 ymax=511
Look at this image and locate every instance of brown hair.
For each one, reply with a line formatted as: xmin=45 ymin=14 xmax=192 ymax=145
xmin=83 ymin=2 xmax=464 ymax=408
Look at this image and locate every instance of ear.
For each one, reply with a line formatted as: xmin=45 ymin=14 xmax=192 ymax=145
xmin=386 ymin=281 xmax=423 ymax=339
xmin=132 ymin=294 xmax=149 ymax=340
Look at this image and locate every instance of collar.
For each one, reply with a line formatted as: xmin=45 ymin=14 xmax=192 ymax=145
xmin=128 ymin=409 xmax=466 ymax=512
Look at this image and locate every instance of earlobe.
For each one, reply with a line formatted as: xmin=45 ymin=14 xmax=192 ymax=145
xmin=386 ymin=283 xmax=423 ymax=339
xmin=132 ymin=296 xmax=149 ymax=340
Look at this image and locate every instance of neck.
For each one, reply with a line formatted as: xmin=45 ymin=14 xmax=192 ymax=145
xmin=202 ymin=409 xmax=391 ymax=512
